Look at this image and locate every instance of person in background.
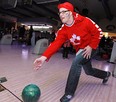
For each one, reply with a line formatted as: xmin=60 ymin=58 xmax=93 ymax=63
xmin=34 ymin=2 xmax=111 ymax=102
xmin=62 ymin=40 xmax=70 ymax=59
xmin=49 ymin=30 xmax=56 ymax=44
xmin=19 ymin=25 xmax=25 ymax=40
xmin=28 ymin=25 xmax=33 ymax=45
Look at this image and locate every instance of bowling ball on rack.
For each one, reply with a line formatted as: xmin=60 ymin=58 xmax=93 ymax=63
xmin=22 ymin=84 xmax=41 ymax=102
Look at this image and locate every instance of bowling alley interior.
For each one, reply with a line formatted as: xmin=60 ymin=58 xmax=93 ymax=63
xmin=0 ymin=0 xmax=116 ymax=102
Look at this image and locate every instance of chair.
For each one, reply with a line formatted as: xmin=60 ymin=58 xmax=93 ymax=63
xmin=0 ymin=34 xmax=12 ymax=45
xmin=33 ymin=39 xmax=49 ymax=54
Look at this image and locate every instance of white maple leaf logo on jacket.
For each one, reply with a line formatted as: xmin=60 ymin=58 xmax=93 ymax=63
xmin=70 ymin=34 xmax=81 ymax=45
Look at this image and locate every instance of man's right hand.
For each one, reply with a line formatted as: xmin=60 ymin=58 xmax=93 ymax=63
xmin=33 ymin=56 xmax=47 ymax=70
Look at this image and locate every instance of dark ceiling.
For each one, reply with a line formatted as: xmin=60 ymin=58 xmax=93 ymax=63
xmin=0 ymin=0 xmax=116 ymax=32
xmin=0 ymin=0 xmax=60 ymax=22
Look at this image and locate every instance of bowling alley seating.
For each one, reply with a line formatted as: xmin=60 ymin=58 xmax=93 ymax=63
xmin=33 ymin=38 xmax=49 ymax=54
xmin=0 ymin=34 xmax=12 ymax=45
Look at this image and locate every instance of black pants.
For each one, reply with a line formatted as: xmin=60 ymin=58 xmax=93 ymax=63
xmin=63 ymin=47 xmax=70 ymax=58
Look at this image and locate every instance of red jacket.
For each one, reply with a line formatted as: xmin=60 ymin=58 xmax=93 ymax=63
xmin=42 ymin=13 xmax=102 ymax=59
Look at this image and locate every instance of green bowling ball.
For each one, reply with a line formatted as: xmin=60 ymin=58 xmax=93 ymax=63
xmin=22 ymin=84 xmax=41 ymax=102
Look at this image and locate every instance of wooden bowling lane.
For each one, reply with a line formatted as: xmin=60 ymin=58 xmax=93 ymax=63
xmin=0 ymin=45 xmax=116 ymax=102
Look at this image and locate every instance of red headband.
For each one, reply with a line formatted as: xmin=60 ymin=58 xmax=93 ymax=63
xmin=58 ymin=2 xmax=74 ymax=12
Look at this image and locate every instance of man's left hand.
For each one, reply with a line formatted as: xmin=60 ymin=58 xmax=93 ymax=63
xmin=82 ymin=45 xmax=92 ymax=59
